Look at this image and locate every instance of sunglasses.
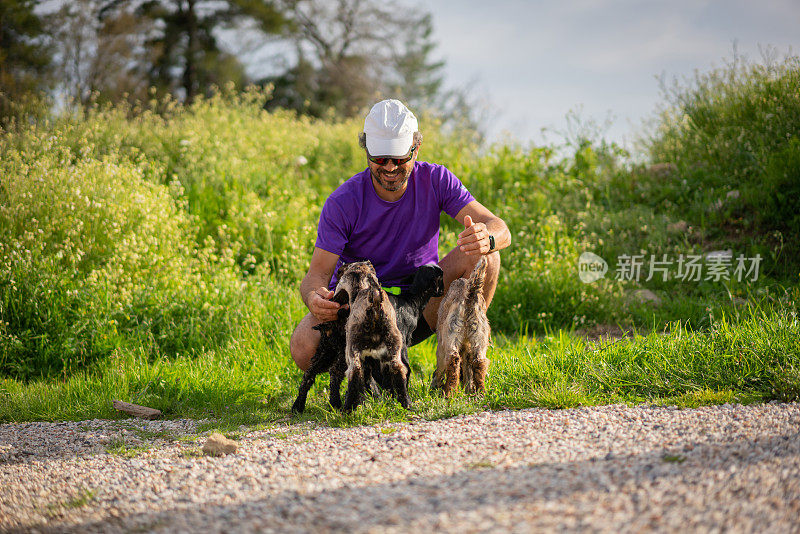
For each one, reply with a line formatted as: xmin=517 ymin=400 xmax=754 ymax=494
xmin=367 ymin=145 xmax=417 ymax=166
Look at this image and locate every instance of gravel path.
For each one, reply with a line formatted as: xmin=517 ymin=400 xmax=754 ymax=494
xmin=1 ymin=402 xmax=799 ymax=533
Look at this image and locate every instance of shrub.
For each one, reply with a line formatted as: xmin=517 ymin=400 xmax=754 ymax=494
xmin=3 ymin=79 xmax=789 ymax=380
xmin=648 ymin=53 xmax=800 ymax=277
xmin=0 ymin=147 xmax=247 ymax=379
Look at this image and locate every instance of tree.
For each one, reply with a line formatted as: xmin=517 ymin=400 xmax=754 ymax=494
xmin=387 ymin=12 xmax=445 ymax=112
xmin=48 ymin=0 xmax=152 ymax=106
xmin=98 ymin=0 xmax=285 ymax=103
xmin=262 ymin=0 xmax=446 ymax=118
xmin=387 ymin=11 xmax=486 ymax=140
xmin=0 ymin=0 xmax=51 ymax=127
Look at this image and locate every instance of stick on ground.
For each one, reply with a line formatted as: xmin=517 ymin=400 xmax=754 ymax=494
xmin=112 ymin=400 xmax=162 ymax=420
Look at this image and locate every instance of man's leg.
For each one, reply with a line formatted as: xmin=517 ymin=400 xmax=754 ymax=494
xmin=422 ymin=249 xmax=501 ymax=331
xmin=290 ymin=313 xmax=323 ymax=371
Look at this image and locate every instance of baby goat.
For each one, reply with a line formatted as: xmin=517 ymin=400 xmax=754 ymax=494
xmin=369 ymin=264 xmax=444 ymax=391
xmin=432 ymin=256 xmax=491 ymax=396
xmin=290 ymin=312 xmax=348 ymax=414
xmin=290 ymin=264 xmax=443 ymax=414
xmin=334 ymin=261 xmax=409 ymax=411
xmin=389 ymin=264 xmax=445 ymax=345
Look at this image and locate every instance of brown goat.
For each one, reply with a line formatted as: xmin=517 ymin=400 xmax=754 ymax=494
xmin=432 ymin=256 xmax=491 ymax=396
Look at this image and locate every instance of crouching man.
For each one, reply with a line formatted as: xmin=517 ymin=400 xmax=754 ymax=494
xmin=290 ymin=99 xmax=510 ymax=370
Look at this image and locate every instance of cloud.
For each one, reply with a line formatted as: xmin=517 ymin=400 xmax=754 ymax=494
xmin=423 ymin=0 xmax=800 ymax=144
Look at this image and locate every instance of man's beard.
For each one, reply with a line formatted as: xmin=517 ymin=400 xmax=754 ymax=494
xmin=370 ymin=166 xmax=412 ymax=192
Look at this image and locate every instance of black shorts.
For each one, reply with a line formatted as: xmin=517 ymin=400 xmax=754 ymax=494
xmin=409 ymin=318 xmax=435 ymax=347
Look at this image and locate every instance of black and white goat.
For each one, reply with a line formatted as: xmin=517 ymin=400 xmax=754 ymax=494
xmin=334 ymin=261 xmax=408 ymax=411
xmin=290 ymin=263 xmax=443 ymax=413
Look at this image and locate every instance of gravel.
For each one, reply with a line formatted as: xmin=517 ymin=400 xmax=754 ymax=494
xmin=1 ymin=402 xmax=799 ymax=533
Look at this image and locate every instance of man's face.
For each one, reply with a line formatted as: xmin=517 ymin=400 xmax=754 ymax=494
xmin=367 ymin=145 xmax=418 ymax=194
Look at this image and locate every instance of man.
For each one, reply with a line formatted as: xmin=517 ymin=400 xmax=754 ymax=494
xmin=290 ymin=99 xmax=510 ymax=371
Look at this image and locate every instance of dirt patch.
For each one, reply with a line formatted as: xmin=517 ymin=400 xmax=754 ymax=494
xmin=574 ymin=324 xmax=634 ymax=342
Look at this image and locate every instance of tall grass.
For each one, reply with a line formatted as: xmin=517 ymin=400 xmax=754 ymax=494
xmin=1 ymin=52 xmax=798 ymax=407
xmin=1 ymin=88 xmax=635 ymax=379
xmin=1 ymin=305 xmax=796 ymax=425
xmin=648 ymin=53 xmax=800 ymax=277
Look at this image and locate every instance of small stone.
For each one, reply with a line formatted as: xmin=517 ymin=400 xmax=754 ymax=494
xmin=202 ymin=433 xmax=238 ymax=456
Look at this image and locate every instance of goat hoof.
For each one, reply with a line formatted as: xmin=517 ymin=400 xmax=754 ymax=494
xmin=367 ymin=378 xmax=381 ymax=397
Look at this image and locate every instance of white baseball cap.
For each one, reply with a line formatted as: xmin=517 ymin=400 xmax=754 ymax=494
xmin=363 ymin=99 xmax=418 ymax=157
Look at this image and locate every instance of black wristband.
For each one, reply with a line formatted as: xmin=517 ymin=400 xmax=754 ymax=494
xmin=488 ymin=234 xmax=496 ymax=251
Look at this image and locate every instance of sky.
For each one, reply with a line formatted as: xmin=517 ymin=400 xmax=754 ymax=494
xmin=420 ymin=0 xmax=800 ymax=150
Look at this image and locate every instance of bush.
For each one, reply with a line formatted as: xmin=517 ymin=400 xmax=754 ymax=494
xmin=648 ymin=53 xmax=800 ymax=276
xmin=0 ymin=147 xmax=249 ymax=378
xmin=0 ymin=89 xmax=370 ymax=380
xmin=2 ymin=81 xmax=788 ymax=380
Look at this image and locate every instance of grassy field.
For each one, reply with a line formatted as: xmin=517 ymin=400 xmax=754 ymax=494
xmin=1 ymin=57 xmax=799 ymax=425
xmin=1 ymin=304 xmax=797 ymax=428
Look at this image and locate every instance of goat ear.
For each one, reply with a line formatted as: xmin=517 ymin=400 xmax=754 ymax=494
xmin=411 ymin=264 xmax=444 ymax=296
xmin=332 ymin=288 xmax=349 ymax=306
xmin=434 ymin=274 xmax=445 ymax=297
xmin=336 ymin=262 xmax=347 ymax=281
xmin=399 ymin=271 xmax=416 ymax=288
xmin=407 ymin=265 xmax=426 ymax=295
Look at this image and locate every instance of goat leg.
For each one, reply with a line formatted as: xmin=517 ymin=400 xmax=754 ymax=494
xmin=343 ymin=356 xmax=365 ymax=412
xmin=328 ymin=355 xmax=346 ymax=409
xmin=443 ymin=351 xmax=461 ymax=397
xmin=387 ymin=361 xmax=411 ymax=409
xmin=469 ymin=352 xmax=490 ymax=395
xmin=291 ymin=337 xmax=340 ymax=414
xmin=291 ymin=369 xmax=318 ymax=414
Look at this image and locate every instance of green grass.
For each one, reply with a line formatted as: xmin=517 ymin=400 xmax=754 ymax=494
xmin=1 ymin=54 xmax=799 ymax=424
xmin=105 ymin=440 xmax=151 ymax=458
xmin=1 ymin=305 xmax=796 ymax=426
xmin=46 ymin=488 xmax=97 ymax=514
xmin=648 ymin=53 xmax=800 ymax=278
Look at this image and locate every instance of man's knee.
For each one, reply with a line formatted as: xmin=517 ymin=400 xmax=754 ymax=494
xmin=289 ymin=326 xmax=304 ymax=363
xmin=290 ymin=314 xmax=321 ymax=372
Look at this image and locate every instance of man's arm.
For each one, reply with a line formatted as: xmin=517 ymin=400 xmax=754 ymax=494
xmin=300 ymin=247 xmax=343 ymax=321
xmin=454 ymin=200 xmax=511 ymax=255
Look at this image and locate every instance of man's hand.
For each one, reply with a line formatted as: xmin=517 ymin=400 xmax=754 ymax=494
xmin=457 ymin=215 xmax=491 ymax=256
xmin=307 ymin=287 xmax=344 ymax=322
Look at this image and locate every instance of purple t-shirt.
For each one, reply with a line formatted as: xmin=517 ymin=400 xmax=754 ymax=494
xmin=316 ymin=161 xmax=475 ymax=290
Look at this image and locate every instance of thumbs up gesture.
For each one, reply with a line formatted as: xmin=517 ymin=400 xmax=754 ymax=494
xmin=457 ymin=215 xmax=490 ymax=256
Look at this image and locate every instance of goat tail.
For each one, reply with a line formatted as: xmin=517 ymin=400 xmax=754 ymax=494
xmin=466 ymin=256 xmax=488 ymax=305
